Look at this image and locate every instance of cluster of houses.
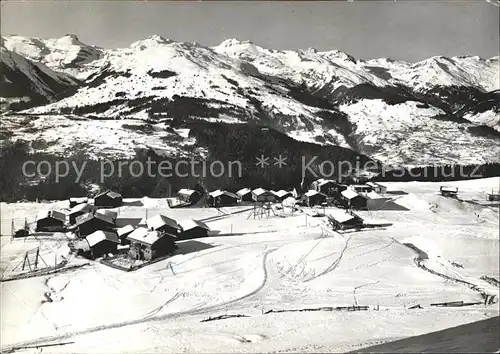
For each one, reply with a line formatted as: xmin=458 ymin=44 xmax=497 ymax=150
xmin=35 ymin=190 xmax=211 ymax=261
xmin=180 ymin=179 xmax=391 ymax=211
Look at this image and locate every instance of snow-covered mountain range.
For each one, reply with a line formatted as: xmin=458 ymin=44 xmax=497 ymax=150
xmin=1 ymin=34 xmax=499 ymax=167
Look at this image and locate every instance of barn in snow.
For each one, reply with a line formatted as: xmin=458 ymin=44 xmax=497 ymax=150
xmin=207 ymin=190 xmax=239 ymax=207
xmin=177 ymin=189 xmax=202 ymax=203
xmin=94 ymin=190 xmax=122 ymax=208
xmin=440 ymin=186 xmax=458 ymax=198
xmin=75 ymin=212 xmax=115 ymax=237
xmin=341 ymin=189 xmax=368 ymax=210
xmin=127 ymin=228 xmax=177 ymax=261
xmin=272 ymin=190 xmax=293 ymax=202
xmin=68 ymin=203 xmax=93 ymax=225
xmin=85 ymin=230 xmax=120 ymax=259
xmin=178 ymin=219 xmax=211 ymax=240
xmin=304 ymin=190 xmax=327 ymax=206
xmin=327 ymin=209 xmax=364 ymax=231
xmin=36 ymin=210 xmax=66 ymax=232
xmin=145 ymin=215 xmax=180 ymax=236
xmin=236 ymin=188 xmax=253 ymax=202
xmin=252 ymin=188 xmax=276 ymax=203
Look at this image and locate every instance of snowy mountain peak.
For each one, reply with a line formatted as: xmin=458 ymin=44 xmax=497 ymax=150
xmin=129 ymin=35 xmax=173 ymax=49
xmin=217 ymin=38 xmax=255 ymax=48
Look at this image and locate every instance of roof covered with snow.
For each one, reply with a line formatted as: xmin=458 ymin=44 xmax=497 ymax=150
xmin=341 ymin=189 xmax=360 ymax=200
xmin=146 ymin=214 xmax=179 ymax=231
xmin=177 ymin=188 xmax=197 ymax=196
xmin=252 ymin=188 xmax=270 ymax=196
xmin=86 ymin=230 xmax=120 ymax=247
xmin=179 ymin=219 xmax=211 ymax=231
xmin=236 ymin=188 xmax=251 ymax=196
xmin=117 ymin=225 xmax=135 ymax=237
xmin=68 ymin=203 xmax=92 ymax=215
xmin=327 ymin=210 xmax=356 ymax=223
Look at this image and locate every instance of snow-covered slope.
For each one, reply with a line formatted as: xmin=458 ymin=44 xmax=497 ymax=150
xmin=0 ymin=45 xmax=79 ymax=108
xmin=2 ymin=35 xmax=499 ymax=166
xmin=2 ymin=34 xmax=103 ymax=79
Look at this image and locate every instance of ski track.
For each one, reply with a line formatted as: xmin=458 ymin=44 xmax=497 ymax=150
xmin=1 ymin=248 xmax=278 ymax=351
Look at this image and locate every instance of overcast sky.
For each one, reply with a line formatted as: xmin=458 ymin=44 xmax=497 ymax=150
xmin=1 ymin=0 xmax=499 ymax=61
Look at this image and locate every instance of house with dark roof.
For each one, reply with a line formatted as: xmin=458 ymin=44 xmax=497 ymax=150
xmin=178 ymin=219 xmax=211 ymax=240
xmin=94 ymin=190 xmax=122 ymax=208
xmin=127 ymin=228 xmax=177 ymax=261
xmin=206 ymin=190 xmax=239 ymax=207
xmin=75 ymin=212 xmax=115 ymax=237
xmin=236 ymin=188 xmax=253 ymax=202
xmin=36 ymin=210 xmax=66 ymax=232
xmin=85 ymin=230 xmax=120 ymax=259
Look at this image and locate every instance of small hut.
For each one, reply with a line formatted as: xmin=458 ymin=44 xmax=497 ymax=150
xmin=177 ymin=189 xmax=202 ymax=204
xmin=75 ymin=212 xmax=115 ymax=237
xmin=94 ymin=190 xmax=122 ymax=208
xmin=366 ymin=182 xmax=387 ymax=194
xmin=145 ymin=215 xmax=180 ymax=236
xmin=68 ymin=203 xmax=93 ymax=225
xmin=236 ymin=188 xmax=253 ymax=202
xmin=207 ymin=190 xmax=239 ymax=207
xmin=178 ymin=219 xmax=211 ymax=240
xmin=252 ymin=188 xmax=276 ymax=203
xmin=304 ymin=190 xmax=327 ymax=206
xmin=440 ymin=186 xmax=458 ymax=198
xmin=341 ymin=189 xmax=368 ymax=210
xmin=85 ymin=230 xmax=120 ymax=258
xmin=36 ymin=210 xmax=66 ymax=232
xmin=69 ymin=197 xmax=88 ymax=208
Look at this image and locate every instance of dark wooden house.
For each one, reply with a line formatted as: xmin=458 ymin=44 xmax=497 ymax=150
xmin=68 ymin=203 xmax=93 ymax=225
xmin=237 ymin=188 xmax=253 ymax=202
xmin=127 ymin=228 xmax=177 ymax=261
xmin=75 ymin=212 xmax=115 ymax=237
xmin=341 ymin=189 xmax=368 ymax=210
xmin=272 ymin=190 xmax=293 ymax=202
xmin=440 ymin=186 xmax=458 ymax=198
xmin=207 ymin=190 xmax=239 ymax=207
xmin=145 ymin=214 xmax=180 ymax=236
xmin=36 ymin=210 xmax=66 ymax=232
xmin=304 ymin=190 xmax=327 ymax=206
xmin=179 ymin=219 xmax=211 ymax=240
xmin=327 ymin=210 xmax=364 ymax=231
xmin=94 ymin=190 xmax=122 ymax=208
xmin=85 ymin=230 xmax=120 ymax=259
xmin=177 ymin=189 xmax=202 ymax=204
xmin=252 ymin=188 xmax=276 ymax=203
xmin=349 ymin=185 xmax=373 ymax=193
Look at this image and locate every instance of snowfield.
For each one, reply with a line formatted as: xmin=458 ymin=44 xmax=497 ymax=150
xmin=1 ymin=178 xmax=499 ymax=353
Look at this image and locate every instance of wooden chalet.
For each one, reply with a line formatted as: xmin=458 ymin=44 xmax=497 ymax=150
xmin=69 ymin=197 xmax=88 ymax=208
xmin=207 ymin=190 xmax=239 ymax=207
xmin=312 ymin=179 xmax=342 ymax=196
xmin=177 ymin=189 xmax=202 ymax=203
xmin=178 ymin=219 xmax=211 ymax=240
xmin=440 ymin=186 xmax=458 ymax=198
xmin=94 ymin=190 xmax=122 ymax=208
xmin=341 ymin=189 xmax=368 ymax=210
xmin=272 ymin=190 xmax=293 ymax=202
xmin=127 ymin=228 xmax=177 ymax=261
xmin=304 ymin=190 xmax=327 ymax=206
xmin=85 ymin=230 xmax=120 ymax=259
xmin=36 ymin=210 xmax=66 ymax=232
xmin=252 ymin=188 xmax=276 ymax=203
xmin=68 ymin=203 xmax=93 ymax=225
xmin=327 ymin=210 xmax=364 ymax=231
xmin=75 ymin=212 xmax=115 ymax=237
xmin=145 ymin=214 xmax=180 ymax=236
xmin=236 ymin=188 xmax=253 ymax=202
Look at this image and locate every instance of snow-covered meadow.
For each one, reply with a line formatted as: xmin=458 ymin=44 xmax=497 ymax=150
xmin=1 ymin=178 xmax=499 ymax=353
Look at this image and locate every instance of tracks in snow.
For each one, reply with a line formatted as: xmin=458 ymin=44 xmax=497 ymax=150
xmin=1 ymin=248 xmax=278 ymax=352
